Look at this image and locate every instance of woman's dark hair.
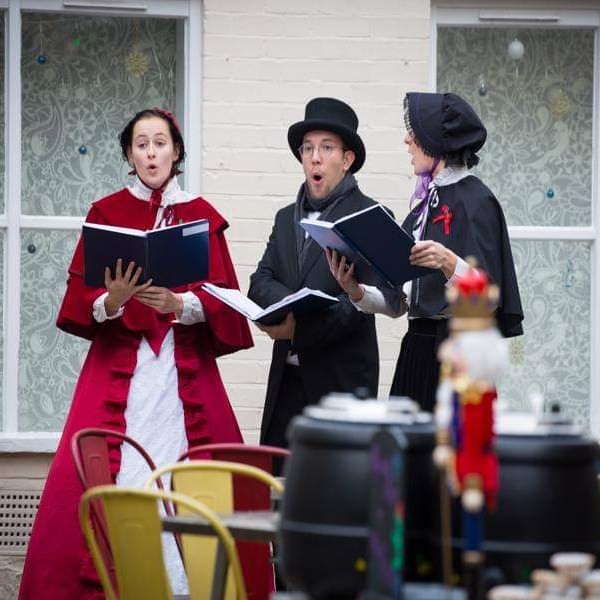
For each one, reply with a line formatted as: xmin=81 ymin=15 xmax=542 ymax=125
xmin=119 ymin=108 xmax=186 ymax=176
xmin=407 ymin=129 xmax=480 ymax=170
xmin=444 ymin=149 xmax=480 ymax=169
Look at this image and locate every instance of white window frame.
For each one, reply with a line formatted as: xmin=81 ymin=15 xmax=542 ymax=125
xmin=431 ymin=4 xmax=600 ymax=436
xmin=0 ymin=0 xmax=202 ymax=451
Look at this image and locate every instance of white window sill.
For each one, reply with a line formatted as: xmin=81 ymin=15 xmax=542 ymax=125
xmin=0 ymin=433 xmax=60 ymax=453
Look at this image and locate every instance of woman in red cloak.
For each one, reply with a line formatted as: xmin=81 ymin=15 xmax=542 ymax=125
xmin=19 ymin=108 xmax=253 ymax=599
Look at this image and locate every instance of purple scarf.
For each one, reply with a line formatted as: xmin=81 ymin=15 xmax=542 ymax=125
xmin=409 ymin=158 xmax=440 ymax=239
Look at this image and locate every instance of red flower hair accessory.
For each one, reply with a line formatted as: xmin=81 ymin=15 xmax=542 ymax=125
xmin=152 ymin=107 xmax=182 ymax=137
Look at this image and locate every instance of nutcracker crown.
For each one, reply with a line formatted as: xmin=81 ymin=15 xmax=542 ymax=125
xmin=446 ymin=258 xmax=499 ymax=331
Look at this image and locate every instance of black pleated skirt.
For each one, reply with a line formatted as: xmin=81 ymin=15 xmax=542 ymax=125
xmin=390 ymin=318 xmax=449 ymax=412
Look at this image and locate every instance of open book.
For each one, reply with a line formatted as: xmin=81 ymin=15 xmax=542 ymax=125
xmin=202 ymin=283 xmax=338 ymax=326
xmin=83 ymin=219 xmax=209 ymax=289
xmin=300 ymin=204 xmax=434 ymax=288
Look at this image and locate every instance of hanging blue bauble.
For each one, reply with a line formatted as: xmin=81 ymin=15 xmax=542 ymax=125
xmin=564 ymin=260 xmax=574 ymax=288
xmin=36 ymin=54 xmax=46 ymax=65
xmin=78 ymin=144 xmax=87 ymax=155
xmin=546 ymin=188 xmax=555 ymax=199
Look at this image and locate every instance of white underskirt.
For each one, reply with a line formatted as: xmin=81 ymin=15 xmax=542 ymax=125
xmin=115 ymin=328 xmax=189 ymax=594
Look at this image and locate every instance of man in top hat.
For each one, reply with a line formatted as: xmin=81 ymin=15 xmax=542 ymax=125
xmin=248 ymin=97 xmax=381 ymax=452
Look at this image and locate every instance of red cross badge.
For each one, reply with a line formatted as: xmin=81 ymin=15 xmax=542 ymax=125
xmin=432 ymin=204 xmax=453 ymax=236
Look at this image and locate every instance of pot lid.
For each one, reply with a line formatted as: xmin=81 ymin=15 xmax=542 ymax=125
xmin=304 ymin=394 xmax=433 ymax=425
xmin=496 ymin=411 xmax=582 ymax=437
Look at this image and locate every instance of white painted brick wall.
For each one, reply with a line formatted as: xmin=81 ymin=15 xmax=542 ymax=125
xmin=201 ymin=0 xmax=431 ymax=442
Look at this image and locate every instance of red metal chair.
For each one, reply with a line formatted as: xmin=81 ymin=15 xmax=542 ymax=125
xmin=178 ymin=444 xmax=289 ymax=600
xmin=71 ymin=427 xmax=181 ymax=590
xmin=179 ymin=441 xmax=288 ymax=474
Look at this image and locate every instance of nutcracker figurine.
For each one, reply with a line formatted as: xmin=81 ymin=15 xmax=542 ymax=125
xmin=434 ymin=262 xmax=510 ymax=599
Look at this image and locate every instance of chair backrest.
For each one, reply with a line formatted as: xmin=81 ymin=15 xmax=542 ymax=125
xmin=179 ymin=445 xmax=289 ymax=599
xmin=71 ymin=427 xmax=178 ymax=589
xmin=71 ymin=428 xmax=162 ymax=491
xmin=179 ymin=443 xmax=289 ymax=468
xmin=80 ymin=485 xmax=247 ymax=600
xmin=178 ymin=444 xmax=289 ymax=511
xmin=146 ymin=461 xmax=283 ymax=600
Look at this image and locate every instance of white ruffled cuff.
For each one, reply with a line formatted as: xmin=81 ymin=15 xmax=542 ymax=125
xmin=93 ymin=292 xmax=124 ymax=323
xmin=174 ymin=291 xmax=206 ymax=325
xmin=351 ymin=284 xmax=405 ymax=318
xmin=446 ymin=256 xmax=470 ymax=287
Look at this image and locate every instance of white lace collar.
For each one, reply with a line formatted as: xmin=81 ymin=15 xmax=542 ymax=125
xmin=127 ymin=176 xmax=194 ymax=205
xmin=433 ymin=166 xmax=471 ymax=188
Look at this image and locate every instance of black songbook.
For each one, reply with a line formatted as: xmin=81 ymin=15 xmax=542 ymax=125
xmin=82 ymin=219 xmax=209 ymax=289
xmin=300 ymin=204 xmax=434 ymax=288
xmin=202 ymin=282 xmax=338 ymax=326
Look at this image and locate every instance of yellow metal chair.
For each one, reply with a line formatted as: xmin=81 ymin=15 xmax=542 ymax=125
xmin=79 ymin=485 xmax=247 ymax=600
xmin=146 ymin=461 xmax=284 ymax=600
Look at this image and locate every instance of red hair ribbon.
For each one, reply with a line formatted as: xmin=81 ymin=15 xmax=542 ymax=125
xmin=432 ymin=204 xmax=453 ymax=236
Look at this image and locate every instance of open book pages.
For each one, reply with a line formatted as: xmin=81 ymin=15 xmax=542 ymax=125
xmin=202 ymin=283 xmax=338 ymax=323
xmin=83 ymin=218 xmax=208 ymax=237
xmin=202 ymin=283 xmax=265 ymax=320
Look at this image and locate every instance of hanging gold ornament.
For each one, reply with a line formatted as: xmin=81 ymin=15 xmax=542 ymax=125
xmin=548 ymin=88 xmax=571 ymax=121
xmin=126 ymin=46 xmax=149 ymax=77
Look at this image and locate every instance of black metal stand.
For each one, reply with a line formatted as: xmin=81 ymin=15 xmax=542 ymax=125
xmin=462 ymin=551 xmax=485 ymax=600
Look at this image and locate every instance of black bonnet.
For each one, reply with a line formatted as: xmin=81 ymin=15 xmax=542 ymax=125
xmin=404 ymin=92 xmax=487 ymax=167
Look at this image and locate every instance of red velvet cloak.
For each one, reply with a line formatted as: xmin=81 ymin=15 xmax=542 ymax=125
xmin=19 ymin=189 xmax=253 ymax=600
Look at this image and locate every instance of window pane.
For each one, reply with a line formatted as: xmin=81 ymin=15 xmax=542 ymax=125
xmin=19 ymin=230 xmax=89 ymax=431
xmin=0 ymin=11 xmax=5 ymax=214
xmin=437 ymin=27 xmax=593 ymax=227
xmin=497 ymin=240 xmax=591 ymax=428
xmin=21 ymin=13 xmax=178 ymax=216
xmin=0 ymin=232 xmax=3 ymax=422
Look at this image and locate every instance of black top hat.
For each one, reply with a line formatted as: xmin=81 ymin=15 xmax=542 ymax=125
xmin=404 ymin=92 xmax=487 ymax=166
xmin=288 ymin=97 xmax=366 ymax=173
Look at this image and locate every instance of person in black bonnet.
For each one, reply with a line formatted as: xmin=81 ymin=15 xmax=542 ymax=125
xmin=327 ymin=91 xmax=524 ymax=412
xmin=248 ymin=97 xmax=384 ymax=455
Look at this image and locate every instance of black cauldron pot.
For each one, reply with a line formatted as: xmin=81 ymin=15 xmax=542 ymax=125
xmin=470 ymin=413 xmax=600 ymax=584
xmin=279 ymin=397 xmax=436 ymax=599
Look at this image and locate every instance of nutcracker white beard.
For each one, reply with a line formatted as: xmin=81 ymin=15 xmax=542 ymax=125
xmin=446 ymin=328 xmax=509 ymax=383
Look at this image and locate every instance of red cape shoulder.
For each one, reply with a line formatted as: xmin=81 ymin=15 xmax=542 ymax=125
xmin=89 ymin=189 xmax=228 ymax=232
